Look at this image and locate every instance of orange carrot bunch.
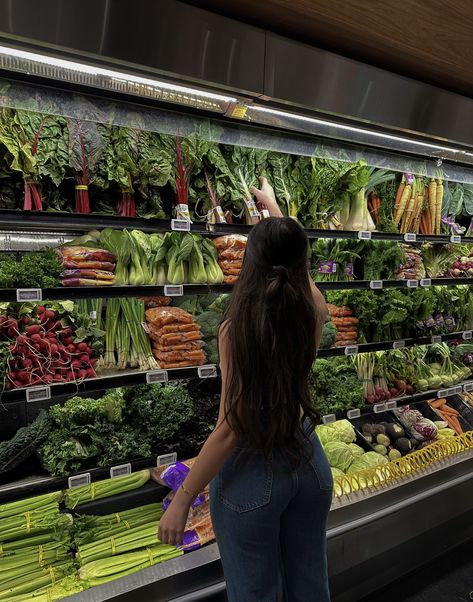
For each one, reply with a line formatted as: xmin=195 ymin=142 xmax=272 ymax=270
xmin=428 ymin=398 xmax=463 ymax=434
xmin=328 ymin=304 xmax=359 ymax=347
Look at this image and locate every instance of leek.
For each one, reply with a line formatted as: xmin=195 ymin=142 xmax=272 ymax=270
xmin=65 ymin=469 xmax=150 ymax=509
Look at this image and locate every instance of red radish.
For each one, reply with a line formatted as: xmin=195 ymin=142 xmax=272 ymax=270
xmin=86 ymin=368 xmax=96 ymax=378
xmin=77 ymin=342 xmax=88 ymax=352
xmin=71 ymin=359 xmax=82 ymax=369
xmin=63 ymin=337 xmax=73 ymax=346
xmin=26 ymin=325 xmax=41 ymax=335
xmin=49 ymin=343 xmax=59 ymax=354
xmin=33 ymin=344 xmax=41 ymax=351
xmin=43 ymin=310 xmax=55 ymax=320
xmin=89 ymin=358 xmax=97 ymax=367
xmin=66 ymin=344 xmax=75 ymax=353
xmin=78 ymin=369 xmax=87 ymax=379
xmin=66 ymin=371 xmax=74 ymax=380
xmin=79 ymin=354 xmax=90 ymax=363
xmin=61 ymin=328 xmax=72 ymax=338
xmin=405 ymin=384 xmax=415 ymax=395
xmin=20 ymin=316 xmax=30 ymax=326
xmin=38 ymin=306 xmax=46 ymax=313
xmin=22 ymin=359 xmax=32 ymax=369
xmin=53 ymin=374 xmax=62 ymax=381
xmin=7 ymin=328 xmax=17 ymax=338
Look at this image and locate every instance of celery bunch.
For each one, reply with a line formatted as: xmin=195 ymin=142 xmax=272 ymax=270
xmin=65 ymin=469 xmax=150 ymax=509
xmin=79 ymin=544 xmax=183 ymax=587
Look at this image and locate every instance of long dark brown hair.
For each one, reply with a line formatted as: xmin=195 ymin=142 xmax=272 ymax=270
xmin=223 ymin=217 xmax=321 ymax=461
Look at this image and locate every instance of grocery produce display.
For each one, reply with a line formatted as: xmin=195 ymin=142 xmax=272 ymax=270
xmin=0 ymin=80 xmax=473 ymax=602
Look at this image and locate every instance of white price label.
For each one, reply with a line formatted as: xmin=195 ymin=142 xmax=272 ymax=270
xmin=373 ymin=403 xmax=387 ymax=413
xmin=89 ymin=311 xmax=97 ymax=320
xmin=322 ymin=414 xmax=337 ymax=424
xmin=171 ymin=219 xmax=191 ymax=232
xmin=370 ymin=280 xmax=383 ymax=290
xmin=260 ymin=209 xmax=270 ymax=219
xmin=164 ymin=285 xmax=184 ymax=297
xmin=406 ymin=280 xmax=418 ymax=288
xmin=245 ymin=200 xmax=260 ymax=219
xmin=26 ymin=386 xmax=51 ymax=402
xmin=344 ymin=345 xmax=359 ymax=356
xmin=450 ymin=235 xmax=462 ymax=243
xmin=385 ymin=400 xmax=397 ymax=411
xmin=357 ymin=231 xmax=372 ymax=240
xmin=157 ymin=452 xmax=177 ymax=467
xmin=431 ymin=335 xmax=442 ymax=344
xmin=463 ymin=382 xmax=473 ymax=392
xmin=404 ymin=233 xmax=417 ymax=242
xmin=420 ymin=279 xmax=432 ymax=287
xmin=146 ymin=370 xmax=168 ymax=384
xmin=462 ymin=331 xmax=472 ymax=340
xmin=16 ymin=288 xmax=42 ymax=302
xmin=110 ymin=463 xmax=131 ymax=479
xmin=68 ymin=473 xmax=91 ymax=489
xmin=197 ymin=365 xmax=217 ymax=378
xmin=392 ymin=340 xmax=406 ymax=349
xmin=347 ymin=409 xmax=361 ymax=419
xmin=437 ymin=389 xmax=450 ymax=398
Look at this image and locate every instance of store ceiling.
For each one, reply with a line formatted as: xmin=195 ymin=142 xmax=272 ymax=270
xmin=186 ymin=0 xmax=473 ymax=98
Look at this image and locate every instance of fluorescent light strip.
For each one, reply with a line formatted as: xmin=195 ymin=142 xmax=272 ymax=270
xmin=0 ymin=44 xmax=237 ymax=103
xmin=251 ymin=105 xmax=473 ymax=158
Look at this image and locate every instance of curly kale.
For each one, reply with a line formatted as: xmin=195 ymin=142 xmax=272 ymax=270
xmin=124 ymin=383 xmax=194 ymax=445
xmin=0 ymin=249 xmax=63 ymax=289
xmin=310 ymin=358 xmax=363 ymax=415
xmin=49 ymin=391 xmax=125 ymax=429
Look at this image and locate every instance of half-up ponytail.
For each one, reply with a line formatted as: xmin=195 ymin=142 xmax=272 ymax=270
xmin=223 ymin=218 xmax=322 ymax=463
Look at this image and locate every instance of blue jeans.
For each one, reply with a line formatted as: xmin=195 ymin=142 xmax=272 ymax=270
xmin=210 ymin=429 xmax=333 ymax=602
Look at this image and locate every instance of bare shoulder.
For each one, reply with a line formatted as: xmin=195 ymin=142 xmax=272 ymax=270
xmin=309 ymin=278 xmax=327 ymax=319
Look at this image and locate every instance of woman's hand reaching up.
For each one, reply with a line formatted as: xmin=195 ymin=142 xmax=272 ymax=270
xmin=250 ymin=177 xmax=284 ymax=218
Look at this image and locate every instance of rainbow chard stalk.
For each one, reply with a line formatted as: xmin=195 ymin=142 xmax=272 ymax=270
xmin=175 ymin=135 xmax=191 ymax=220
xmin=67 ymin=119 xmax=104 ymax=214
xmin=204 ymin=170 xmax=226 ymax=224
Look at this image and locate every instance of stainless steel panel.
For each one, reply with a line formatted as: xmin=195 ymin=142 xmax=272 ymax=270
xmin=0 ymin=0 xmax=265 ymax=95
xmin=264 ymin=33 xmax=473 ymax=148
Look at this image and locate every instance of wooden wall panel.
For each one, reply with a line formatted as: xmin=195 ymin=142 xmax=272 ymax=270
xmin=186 ymin=0 xmax=473 ymax=97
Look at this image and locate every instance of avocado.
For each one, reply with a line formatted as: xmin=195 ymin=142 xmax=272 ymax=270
xmin=376 ymin=434 xmax=391 ymax=447
xmin=385 ymin=423 xmax=405 ymax=440
xmin=395 ymin=437 xmax=412 ymax=453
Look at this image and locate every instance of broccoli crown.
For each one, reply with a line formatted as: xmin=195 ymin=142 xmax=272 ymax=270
xmin=320 ymin=321 xmax=338 ymax=349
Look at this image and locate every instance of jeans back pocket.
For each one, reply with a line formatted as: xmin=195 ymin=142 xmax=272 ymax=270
xmin=218 ymin=451 xmax=273 ymax=513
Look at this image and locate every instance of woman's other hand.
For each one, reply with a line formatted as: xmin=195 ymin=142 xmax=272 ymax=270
xmin=250 ymin=177 xmax=284 ymax=218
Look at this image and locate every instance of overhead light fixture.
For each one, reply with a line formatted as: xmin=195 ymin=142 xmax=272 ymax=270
xmin=0 ymin=44 xmax=237 ymax=111
xmin=249 ymin=104 xmax=473 ymax=159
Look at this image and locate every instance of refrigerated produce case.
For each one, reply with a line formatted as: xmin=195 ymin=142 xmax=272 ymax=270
xmin=0 ymin=1 xmax=473 ymax=600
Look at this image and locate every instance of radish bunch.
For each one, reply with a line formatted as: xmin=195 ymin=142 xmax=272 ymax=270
xmin=0 ymin=305 xmax=98 ymax=389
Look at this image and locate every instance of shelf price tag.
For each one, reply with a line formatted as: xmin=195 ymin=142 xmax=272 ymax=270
xmin=260 ymin=209 xmax=270 ymax=219
xmin=110 ymin=463 xmax=131 ymax=479
xmin=16 ymin=288 xmax=42 ymax=302
xmin=385 ymin=400 xmax=397 ymax=411
xmin=431 ymin=335 xmax=442 ymax=344
xmin=450 ymin=234 xmax=462 ymax=243
xmin=357 ymin=231 xmax=372 ymax=240
xmin=89 ymin=311 xmax=97 ymax=321
xmin=420 ymin=279 xmax=432 ymax=287
xmin=26 ymin=386 xmax=51 ymax=403
xmin=344 ymin=345 xmax=359 ymax=356
xmin=197 ymin=365 xmax=217 ymax=378
xmin=406 ymin=280 xmax=418 ymax=288
xmin=462 ymin=331 xmax=472 ymax=340
xmin=404 ymin=233 xmax=417 ymax=242
xmin=171 ymin=219 xmax=191 ymax=232
xmin=68 ymin=473 xmax=91 ymax=489
xmin=369 ymin=280 xmax=383 ymax=290
xmin=164 ymin=285 xmax=184 ymax=297
xmin=437 ymin=389 xmax=450 ymax=398
xmin=463 ymin=382 xmax=473 ymax=392
xmin=373 ymin=403 xmax=387 ymax=414
xmin=392 ymin=340 xmax=405 ymax=349
xmin=347 ymin=409 xmax=361 ymax=419
xmin=146 ymin=370 xmax=168 ymax=384
xmin=157 ymin=452 xmax=177 ymax=467
xmin=322 ymin=414 xmax=336 ymax=424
